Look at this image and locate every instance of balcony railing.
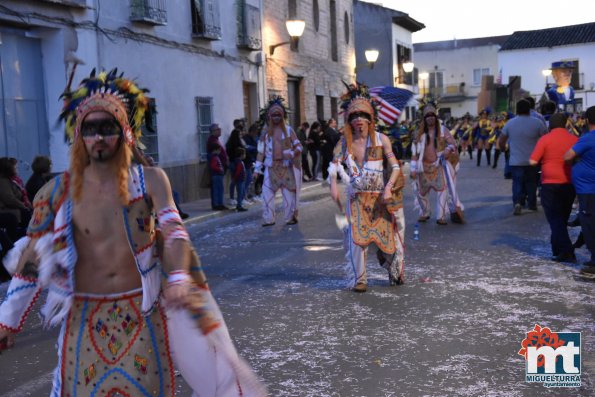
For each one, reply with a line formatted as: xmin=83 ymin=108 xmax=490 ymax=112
xmin=419 ymin=84 xmax=467 ymax=97
xmin=130 ymin=0 xmax=167 ymax=25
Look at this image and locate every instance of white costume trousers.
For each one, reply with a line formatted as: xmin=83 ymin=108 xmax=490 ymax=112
xmin=344 ymin=206 xmax=405 ymax=286
xmin=262 ymin=167 xmax=297 ymax=224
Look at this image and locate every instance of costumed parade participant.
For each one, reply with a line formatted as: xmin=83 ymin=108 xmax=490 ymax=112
xmin=253 ymin=97 xmax=303 ymax=226
xmin=491 ymin=112 xmax=507 ymax=169
xmin=411 ymin=99 xmax=465 ymax=225
xmin=547 ymin=61 xmax=575 ymax=112
xmin=328 ymin=82 xmax=406 ymax=293
xmin=453 ymin=114 xmax=473 ymax=159
xmin=0 ymin=69 xmax=265 ymax=397
xmin=475 ymin=108 xmax=493 ymax=166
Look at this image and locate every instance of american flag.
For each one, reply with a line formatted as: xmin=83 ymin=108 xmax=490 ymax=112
xmin=369 ymin=86 xmax=414 ymax=126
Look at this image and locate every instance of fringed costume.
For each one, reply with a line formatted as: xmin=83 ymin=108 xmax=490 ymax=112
xmin=411 ymin=100 xmax=464 ymax=225
xmin=329 ymin=83 xmax=406 ymax=292
xmin=0 ymin=69 xmax=264 ymax=397
xmin=254 ymin=97 xmax=303 ymax=226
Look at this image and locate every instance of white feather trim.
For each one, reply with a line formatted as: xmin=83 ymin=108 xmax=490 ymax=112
xmin=35 ymin=234 xmax=54 ymax=287
xmin=2 ymin=236 xmax=30 ymax=275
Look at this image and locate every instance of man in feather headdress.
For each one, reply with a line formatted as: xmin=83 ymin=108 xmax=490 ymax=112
xmin=411 ymin=100 xmax=465 ymax=225
xmin=0 ymin=69 xmax=265 ymax=396
xmin=328 ymin=82 xmax=406 ymax=293
xmin=253 ymin=97 xmax=303 ymax=226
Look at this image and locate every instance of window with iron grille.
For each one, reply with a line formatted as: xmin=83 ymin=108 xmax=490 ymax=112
xmin=236 ymin=1 xmax=262 ymax=50
xmin=130 ymin=0 xmax=167 ymax=25
xmin=140 ymin=98 xmax=160 ymax=164
xmin=196 ymin=97 xmax=214 ymax=161
xmin=191 ymin=0 xmax=222 ymax=40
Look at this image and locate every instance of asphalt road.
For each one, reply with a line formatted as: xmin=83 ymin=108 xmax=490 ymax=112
xmin=1 ymin=157 xmax=593 ymax=396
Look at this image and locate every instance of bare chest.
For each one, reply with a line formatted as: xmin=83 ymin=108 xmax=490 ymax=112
xmin=352 ymin=141 xmax=367 ymax=166
xmin=72 ymin=183 xmax=127 ymax=241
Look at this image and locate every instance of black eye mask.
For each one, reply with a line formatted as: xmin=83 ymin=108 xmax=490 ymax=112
xmin=348 ymin=112 xmax=371 ymax=123
xmin=81 ymin=120 xmax=122 ymax=137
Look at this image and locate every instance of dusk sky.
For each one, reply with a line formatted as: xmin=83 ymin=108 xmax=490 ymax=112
xmin=362 ymin=0 xmax=595 ymax=43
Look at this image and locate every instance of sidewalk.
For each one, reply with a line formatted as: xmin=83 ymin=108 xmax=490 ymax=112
xmin=180 ymin=180 xmax=326 ymax=225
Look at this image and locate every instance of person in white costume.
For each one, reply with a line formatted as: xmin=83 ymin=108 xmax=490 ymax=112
xmin=0 ymin=68 xmax=265 ymax=397
xmin=329 ymin=82 xmax=406 ymax=293
xmin=253 ymin=97 xmax=303 ymax=226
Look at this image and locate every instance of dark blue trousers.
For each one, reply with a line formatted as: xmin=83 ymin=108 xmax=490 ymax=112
xmin=540 ymin=184 xmax=575 ymax=256
xmin=510 ymin=166 xmax=538 ymax=208
xmin=577 ymin=193 xmax=595 ymax=264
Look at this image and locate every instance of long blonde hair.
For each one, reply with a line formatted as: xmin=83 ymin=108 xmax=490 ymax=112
xmin=70 ymin=137 xmax=132 ymax=205
xmin=343 ymin=118 xmax=377 ymax=155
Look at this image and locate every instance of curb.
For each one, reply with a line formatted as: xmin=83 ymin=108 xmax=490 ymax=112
xmin=183 ymin=181 xmax=326 ymax=226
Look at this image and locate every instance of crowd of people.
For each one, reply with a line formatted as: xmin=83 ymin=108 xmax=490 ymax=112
xmin=0 ymin=63 xmax=593 ymax=394
xmin=205 ymin=116 xmax=344 ymax=214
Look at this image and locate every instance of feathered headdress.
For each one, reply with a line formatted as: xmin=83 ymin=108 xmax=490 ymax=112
xmin=418 ymin=96 xmax=439 ymax=117
xmin=59 ymin=68 xmax=152 ymax=146
xmin=259 ymin=96 xmax=289 ymax=119
xmin=339 ymin=81 xmax=379 ymax=123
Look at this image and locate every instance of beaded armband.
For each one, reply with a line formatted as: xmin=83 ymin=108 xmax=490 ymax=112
xmin=157 ymin=206 xmax=189 ymax=247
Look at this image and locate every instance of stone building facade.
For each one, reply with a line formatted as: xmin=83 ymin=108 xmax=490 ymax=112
xmin=263 ymin=0 xmax=355 ymax=128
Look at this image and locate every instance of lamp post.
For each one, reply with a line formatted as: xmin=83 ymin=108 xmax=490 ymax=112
xmin=364 ymin=49 xmax=379 ymax=69
xmin=542 ymin=68 xmax=552 ymax=90
xmin=269 ymin=19 xmax=306 ymax=55
xmin=419 ymin=72 xmax=429 ymax=98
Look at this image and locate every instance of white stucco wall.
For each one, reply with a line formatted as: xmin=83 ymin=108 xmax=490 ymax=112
xmin=414 ymin=44 xmax=501 ymax=97
xmin=391 ymin=24 xmax=413 ymax=85
xmin=1 ymin=0 xmax=266 ymax=171
xmin=498 ymin=43 xmax=595 ymax=109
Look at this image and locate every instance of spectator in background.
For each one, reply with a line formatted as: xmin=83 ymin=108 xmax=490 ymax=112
xmin=322 ymin=118 xmax=340 ymax=180
xmin=499 ymin=99 xmax=547 ymax=215
xmin=226 ymin=120 xmax=247 ymax=207
xmin=524 ymin=96 xmax=546 ymax=127
xmin=530 ymin=113 xmax=578 ymax=262
xmin=244 ymin=123 xmax=261 ymax=198
xmin=207 ymin=123 xmax=228 ymax=210
xmin=0 ymin=157 xmax=31 ymax=246
xmin=231 ymin=147 xmax=248 ymax=212
xmin=7 ymin=158 xmax=31 ymax=209
xmin=308 ymin=121 xmax=323 ymax=181
xmin=296 ymin=121 xmax=312 ymax=181
xmin=564 ymin=105 xmax=595 ymax=277
xmin=25 ymin=155 xmax=53 ymax=202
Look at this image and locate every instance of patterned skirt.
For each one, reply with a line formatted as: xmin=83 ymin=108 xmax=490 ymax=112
xmin=418 ymin=162 xmax=446 ymax=195
xmin=57 ymin=289 xmax=175 ymax=397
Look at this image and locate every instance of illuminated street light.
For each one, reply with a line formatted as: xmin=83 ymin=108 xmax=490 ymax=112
xmin=365 ymin=49 xmax=379 ymax=69
xmin=269 ymin=19 xmax=306 ymax=55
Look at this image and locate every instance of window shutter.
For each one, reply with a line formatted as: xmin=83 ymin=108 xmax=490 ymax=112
xmin=202 ymin=0 xmax=222 ymax=40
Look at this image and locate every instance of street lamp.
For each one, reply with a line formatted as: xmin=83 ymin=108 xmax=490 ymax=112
xmin=542 ymin=68 xmax=552 ymax=89
xmin=364 ymin=49 xmax=379 ymax=69
xmin=402 ymin=61 xmax=414 ymax=85
xmin=419 ymin=72 xmax=429 ymax=97
xmin=269 ymin=19 xmax=306 ymax=55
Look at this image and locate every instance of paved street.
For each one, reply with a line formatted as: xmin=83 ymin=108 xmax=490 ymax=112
xmin=1 ymin=157 xmax=594 ymax=396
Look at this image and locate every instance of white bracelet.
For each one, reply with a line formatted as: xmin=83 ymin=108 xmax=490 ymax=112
xmin=168 ymin=270 xmax=191 ymax=285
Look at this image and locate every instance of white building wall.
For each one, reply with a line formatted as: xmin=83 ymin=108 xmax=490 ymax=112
xmin=499 ymin=43 xmax=595 ymax=109
xmin=414 ymin=45 xmax=501 ymax=98
xmin=0 ymin=0 xmax=266 ymax=199
xmin=391 ymin=24 xmax=414 ymax=85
